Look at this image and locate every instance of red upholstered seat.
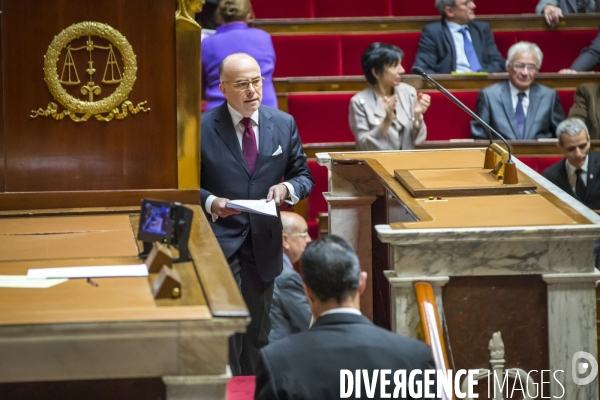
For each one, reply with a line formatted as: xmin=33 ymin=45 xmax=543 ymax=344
xmin=252 ymin=0 xmax=313 ymax=18
xmin=424 ymin=91 xmax=479 ymax=140
xmin=272 ymin=35 xmax=342 ymax=77
xmin=557 ymin=89 xmax=575 ymax=113
xmin=288 ymin=92 xmax=355 ymax=143
xmin=272 ymin=30 xmax=598 ymax=77
xmin=391 ymin=0 xmax=538 ymax=16
xmin=518 ymin=157 xmax=540 ymax=172
xmin=306 ymin=159 xmax=329 ymax=222
xmin=539 ymin=157 xmax=564 ymax=174
xmin=341 ymin=33 xmax=422 ymax=76
xmin=314 ymin=0 xmax=391 ymax=18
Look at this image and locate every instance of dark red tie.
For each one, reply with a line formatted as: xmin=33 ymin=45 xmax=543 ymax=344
xmin=241 ymin=117 xmax=258 ymax=174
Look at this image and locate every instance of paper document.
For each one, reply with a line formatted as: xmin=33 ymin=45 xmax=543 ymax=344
xmin=0 ymin=275 xmax=67 ymax=288
xmin=27 ymin=264 xmax=148 ymax=280
xmin=226 ymin=199 xmax=278 ymax=217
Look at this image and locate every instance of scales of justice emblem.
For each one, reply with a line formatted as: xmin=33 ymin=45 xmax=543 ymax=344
xmin=31 ymin=21 xmax=150 ymax=122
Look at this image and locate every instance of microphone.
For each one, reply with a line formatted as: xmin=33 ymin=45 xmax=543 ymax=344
xmin=410 ymin=66 xmax=513 ymax=163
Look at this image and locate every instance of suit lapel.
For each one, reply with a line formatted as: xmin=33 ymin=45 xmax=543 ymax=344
xmin=441 ymin=21 xmax=457 ymax=70
xmin=585 ymin=151 xmax=600 ymax=202
xmin=566 ymin=0 xmax=578 ymax=12
xmin=252 ymin=107 xmax=276 ymax=177
xmin=557 ymin=159 xmax=575 ymax=195
xmin=524 ymin=84 xmax=540 ymax=140
xmin=500 ymin=82 xmax=518 ymax=139
xmin=214 ymin=103 xmax=250 ymax=176
xmin=468 ymin=22 xmax=484 ymax=68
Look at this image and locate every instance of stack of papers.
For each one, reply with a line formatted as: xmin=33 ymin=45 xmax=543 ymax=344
xmin=226 ymin=199 xmax=278 ymax=217
xmin=27 ymin=264 xmax=149 ymax=279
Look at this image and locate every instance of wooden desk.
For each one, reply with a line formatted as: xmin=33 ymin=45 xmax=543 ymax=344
xmin=319 ymin=149 xmax=600 ymax=400
xmin=0 ymin=206 xmax=246 ymax=400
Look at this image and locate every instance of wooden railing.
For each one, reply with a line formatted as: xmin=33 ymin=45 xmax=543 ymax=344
xmin=275 ymin=73 xmax=600 ymax=95
xmin=254 ymin=14 xmax=600 ymax=34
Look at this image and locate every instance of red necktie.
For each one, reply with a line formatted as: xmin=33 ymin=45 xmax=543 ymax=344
xmin=241 ymin=117 xmax=258 ymax=174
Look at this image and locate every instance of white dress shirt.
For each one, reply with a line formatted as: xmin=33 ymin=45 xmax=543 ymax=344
xmin=446 ymin=21 xmax=473 ymax=73
xmin=320 ymin=307 xmax=362 ymax=317
xmin=566 ymin=155 xmax=589 ymax=192
xmin=509 ymin=82 xmax=530 ymax=116
xmin=205 ymin=104 xmax=298 ymax=217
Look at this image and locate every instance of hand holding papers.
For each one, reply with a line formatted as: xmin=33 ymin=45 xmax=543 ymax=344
xmin=225 ymin=199 xmax=278 ymax=217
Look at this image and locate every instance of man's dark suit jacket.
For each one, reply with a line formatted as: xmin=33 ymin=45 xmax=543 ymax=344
xmin=255 ymin=313 xmax=436 ymax=400
xmin=412 ymin=19 xmax=506 ymax=74
xmin=543 ymin=150 xmax=600 ymax=209
xmin=269 ymin=257 xmax=311 ymax=342
xmin=569 ymin=82 xmax=600 ymax=139
xmin=200 ymin=103 xmax=314 ymax=282
xmin=571 ymin=30 xmax=600 ymax=71
xmin=471 ymin=81 xmax=565 ymax=140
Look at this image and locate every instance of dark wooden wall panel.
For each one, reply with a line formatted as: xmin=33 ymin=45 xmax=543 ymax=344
xmin=2 ymin=0 xmax=177 ymax=192
xmin=443 ymin=275 xmax=549 ymax=398
xmin=0 ymin=10 xmax=5 ymax=193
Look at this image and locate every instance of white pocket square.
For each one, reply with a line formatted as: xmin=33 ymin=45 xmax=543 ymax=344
xmin=271 ymin=145 xmax=282 ymax=156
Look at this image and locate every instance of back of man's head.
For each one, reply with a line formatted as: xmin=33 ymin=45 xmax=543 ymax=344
xmin=301 ymin=235 xmax=360 ymax=304
xmin=435 ymin=0 xmax=456 ymax=17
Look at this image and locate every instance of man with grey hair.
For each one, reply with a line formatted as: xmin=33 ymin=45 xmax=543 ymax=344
xmin=536 ymin=0 xmax=596 ymax=28
xmin=255 ymin=235 xmax=435 ymax=399
xmin=268 ymin=211 xmax=312 ymax=343
xmin=471 ymin=41 xmax=565 ymax=140
xmin=544 ymin=118 xmax=600 ymax=209
xmin=413 ymin=0 xmax=505 ymax=74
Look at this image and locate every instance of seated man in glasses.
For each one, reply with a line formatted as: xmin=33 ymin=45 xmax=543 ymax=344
xmin=471 ymin=42 xmax=565 ymax=140
xmin=413 ymin=0 xmax=506 ymax=74
xmin=201 ymin=53 xmax=314 ymax=375
xmin=269 ymin=211 xmax=313 ymax=343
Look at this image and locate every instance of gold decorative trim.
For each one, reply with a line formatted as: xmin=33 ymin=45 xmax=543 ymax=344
xmin=176 ymin=0 xmax=202 ymax=190
xmin=176 ymin=0 xmax=205 ymax=28
xmin=31 ymin=21 xmax=150 ymax=122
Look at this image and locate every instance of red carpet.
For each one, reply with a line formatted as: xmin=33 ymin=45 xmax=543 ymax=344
xmin=227 ymin=376 xmax=256 ymax=400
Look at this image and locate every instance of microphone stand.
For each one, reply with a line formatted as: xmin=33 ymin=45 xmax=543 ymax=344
xmin=411 ymin=67 xmax=518 ymax=185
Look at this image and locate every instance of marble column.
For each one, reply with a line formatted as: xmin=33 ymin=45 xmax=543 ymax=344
xmin=384 ymin=272 xmax=449 ymax=339
xmin=163 ymin=369 xmax=230 ymax=400
xmin=543 ymin=272 xmax=600 ymax=400
xmin=324 ymin=193 xmax=376 ymax=319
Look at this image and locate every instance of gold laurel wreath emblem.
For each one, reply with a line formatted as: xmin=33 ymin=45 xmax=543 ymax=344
xmin=31 ymin=21 xmax=150 ymax=122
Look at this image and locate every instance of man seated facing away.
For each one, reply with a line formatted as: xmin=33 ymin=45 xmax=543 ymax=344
xmin=536 ymin=0 xmax=596 ymax=27
xmin=413 ymin=0 xmax=505 ymax=74
xmin=255 ymin=235 xmax=435 ymax=400
xmin=544 ymin=118 xmax=600 ymax=209
xmin=471 ymin=42 xmax=565 ymax=140
xmin=268 ymin=211 xmax=312 ymax=343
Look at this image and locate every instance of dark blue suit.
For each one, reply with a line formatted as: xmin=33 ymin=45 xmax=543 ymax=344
xmin=201 ymin=102 xmax=313 ymax=375
xmin=413 ymin=19 xmax=506 ymax=74
xmin=256 ymin=313 xmax=436 ymax=400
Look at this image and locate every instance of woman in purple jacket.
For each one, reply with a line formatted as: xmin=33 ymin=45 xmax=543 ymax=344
xmin=202 ymin=0 xmax=278 ymax=111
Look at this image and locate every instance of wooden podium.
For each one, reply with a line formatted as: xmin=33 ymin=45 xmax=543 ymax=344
xmin=319 ymin=149 xmax=600 ymax=400
xmin=0 ymin=1 xmax=246 ymax=399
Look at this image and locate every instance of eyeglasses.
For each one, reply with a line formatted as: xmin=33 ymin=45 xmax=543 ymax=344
xmin=454 ymin=0 xmax=474 ymax=7
xmin=511 ymin=63 xmax=537 ymax=72
xmin=222 ymin=77 xmax=265 ymax=91
xmin=286 ymin=232 xmax=309 ymax=238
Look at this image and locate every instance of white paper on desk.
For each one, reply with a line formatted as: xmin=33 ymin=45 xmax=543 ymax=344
xmin=0 ymin=275 xmax=67 ymax=288
xmin=27 ymin=264 xmax=148 ymax=280
xmin=225 ymin=199 xmax=278 ymax=217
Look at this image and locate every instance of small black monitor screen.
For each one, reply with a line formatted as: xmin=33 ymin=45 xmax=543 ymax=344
xmin=138 ymin=199 xmax=174 ymax=244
